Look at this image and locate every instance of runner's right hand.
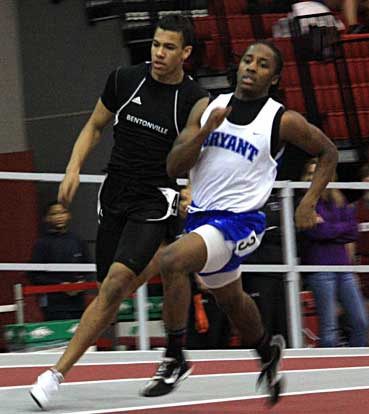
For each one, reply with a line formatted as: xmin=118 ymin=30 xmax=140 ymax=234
xmin=58 ymin=171 xmax=80 ymax=207
xmin=204 ymin=106 xmax=232 ymax=133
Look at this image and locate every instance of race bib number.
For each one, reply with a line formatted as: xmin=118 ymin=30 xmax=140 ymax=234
xmin=235 ymin=231 xmax=262 ymax=257
xmin=160 ymin=187 xmax=179 ymax=217
xmin=146 ymin=188 xmax=180 ymax=221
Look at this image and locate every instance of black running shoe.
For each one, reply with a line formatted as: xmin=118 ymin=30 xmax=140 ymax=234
xmin=141 ymin=357 xmax=192 ymax=397
xmin=256 ymin=335 xmax=286 ymax=406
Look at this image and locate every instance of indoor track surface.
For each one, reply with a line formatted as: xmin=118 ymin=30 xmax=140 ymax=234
xmin=1 ymin=348 xmax=369 ymax=413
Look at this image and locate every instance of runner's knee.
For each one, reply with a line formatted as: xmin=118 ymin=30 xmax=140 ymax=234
xmin=99 ymin=263 xmax=135 ymax=305
xmin=212 ymin=281 xmax=244 ymax=313
xmin=214 ymin=291 xmax=242 ymax=314
xmin=160 ymin=245 xmax=186 ymax=277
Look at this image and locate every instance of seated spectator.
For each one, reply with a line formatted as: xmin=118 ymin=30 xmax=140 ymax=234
xmin=290 ymin=1 xmax=345 ymax=33
xmin=272 ymin=1 xmax=344 ymax=57
xmin=299 ymin=159 xmax=368 ymax=347
xmin=28 ymin=201 xmax=92 ymax=321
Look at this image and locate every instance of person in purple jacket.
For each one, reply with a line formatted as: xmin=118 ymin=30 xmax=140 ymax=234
xmin=300 ymin=158 xmax=368 ymax=347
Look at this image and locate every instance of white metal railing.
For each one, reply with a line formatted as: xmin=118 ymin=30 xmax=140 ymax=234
xmin=0 ymin=305 xmax=17 ymax=313
xmin=1 ymin=171 xmax=369 ymax=349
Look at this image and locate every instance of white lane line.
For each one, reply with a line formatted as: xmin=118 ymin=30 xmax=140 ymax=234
xmin=2 ymin=366 xmax=369 ymax=390
xmin=0 ymin=377 xmax=147 ymax=391
xmin=2 ymin=353 xmax=369 ymax=368
xmin=0 ymin=359 xmax=255 ymax=368
xmin=56 ymin=384 xmax=369 ymax=414
xmin=0 ymin=362 xmax=160 ymax=368
xmin=2 ymin=347 xmax=368 ymax=357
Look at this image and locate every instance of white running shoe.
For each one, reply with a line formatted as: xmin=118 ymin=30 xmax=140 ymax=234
xmin=29 ymin=369 xmax=64 ymax=410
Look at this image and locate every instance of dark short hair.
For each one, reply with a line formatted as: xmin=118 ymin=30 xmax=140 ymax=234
xmin=156 ymin=14 xmax=195 ymax=47
xmin=43 ymin=200 xmax=68 ymax=216
xmin=43 ymin=200 xmax=58 ymax=216
xmin=244 ymin=40 xmax=284 ymax=76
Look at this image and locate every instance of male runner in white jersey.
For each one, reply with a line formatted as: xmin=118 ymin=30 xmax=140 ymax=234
xmin=142 ymin=40 xmax=338 ymax=405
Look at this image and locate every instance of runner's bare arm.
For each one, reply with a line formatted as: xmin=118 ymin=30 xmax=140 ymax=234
xmin=280 ymin=110 xmax=338 ymax=230
xmin=58 ymin=99 xmax=114 ymax=206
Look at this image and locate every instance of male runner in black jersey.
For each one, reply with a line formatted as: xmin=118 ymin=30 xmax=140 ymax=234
xmin=29 ymin=14 xmax=209 ymax=410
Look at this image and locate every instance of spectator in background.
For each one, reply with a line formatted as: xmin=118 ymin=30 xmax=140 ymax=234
xmin=325 ymin=0 xmax=369 ymax=33
xmin=299 ymin=159 xmax=368 ymax=347
xmin=242 ymin=192 xmax=288 ymax=345
xmin=290 ymin=1 xmax=345 ymax=33
xmin=354 ymin=163 xmax=369 ymax=305
xmin=28 ymin=201 xmax=92 ymax=321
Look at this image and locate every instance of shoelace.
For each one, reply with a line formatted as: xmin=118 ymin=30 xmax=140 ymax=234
xmin=50 ymin=368 xmax=64 ymax=384
xmin=153 ymin=359 xmax=176 ymax=379
xmin=256 ymin=346 xmax=280 ymax=388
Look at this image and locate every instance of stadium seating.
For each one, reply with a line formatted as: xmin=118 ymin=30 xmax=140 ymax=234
xmin=109 ymin=0 xmax=369 ymax=143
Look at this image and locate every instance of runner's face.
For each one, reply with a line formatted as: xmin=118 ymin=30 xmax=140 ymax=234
xmin=151 ymin=28 xmax=192 ymax=82
xmin=235 ymin=44 xmax=280 ymax=99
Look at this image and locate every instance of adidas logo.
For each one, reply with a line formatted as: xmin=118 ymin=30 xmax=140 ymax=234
xmin=132 ymin=96 xmax=142 ymax=105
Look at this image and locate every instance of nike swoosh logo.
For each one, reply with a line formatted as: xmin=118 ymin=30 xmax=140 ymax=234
xmin=163 ymin=367 xmax=181 ymax=384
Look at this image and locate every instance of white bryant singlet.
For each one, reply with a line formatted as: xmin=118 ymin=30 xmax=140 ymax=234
xmin=189 ymin=93 xmax=284 ymax=213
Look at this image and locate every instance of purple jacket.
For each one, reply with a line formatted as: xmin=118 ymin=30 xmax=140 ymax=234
xmin=299 ymin=198 xmax=358 ymax=265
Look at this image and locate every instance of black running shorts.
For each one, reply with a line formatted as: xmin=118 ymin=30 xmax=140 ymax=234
xmin=95 ymin=175 xmax=183 ymax=282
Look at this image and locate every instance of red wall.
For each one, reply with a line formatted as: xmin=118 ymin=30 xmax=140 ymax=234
xmin=0 ymin=151 xmax=43 ymax=326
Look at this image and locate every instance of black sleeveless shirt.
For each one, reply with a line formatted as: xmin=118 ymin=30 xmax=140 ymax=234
xmin=101 ymin=62 xmax=208 ymax=188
